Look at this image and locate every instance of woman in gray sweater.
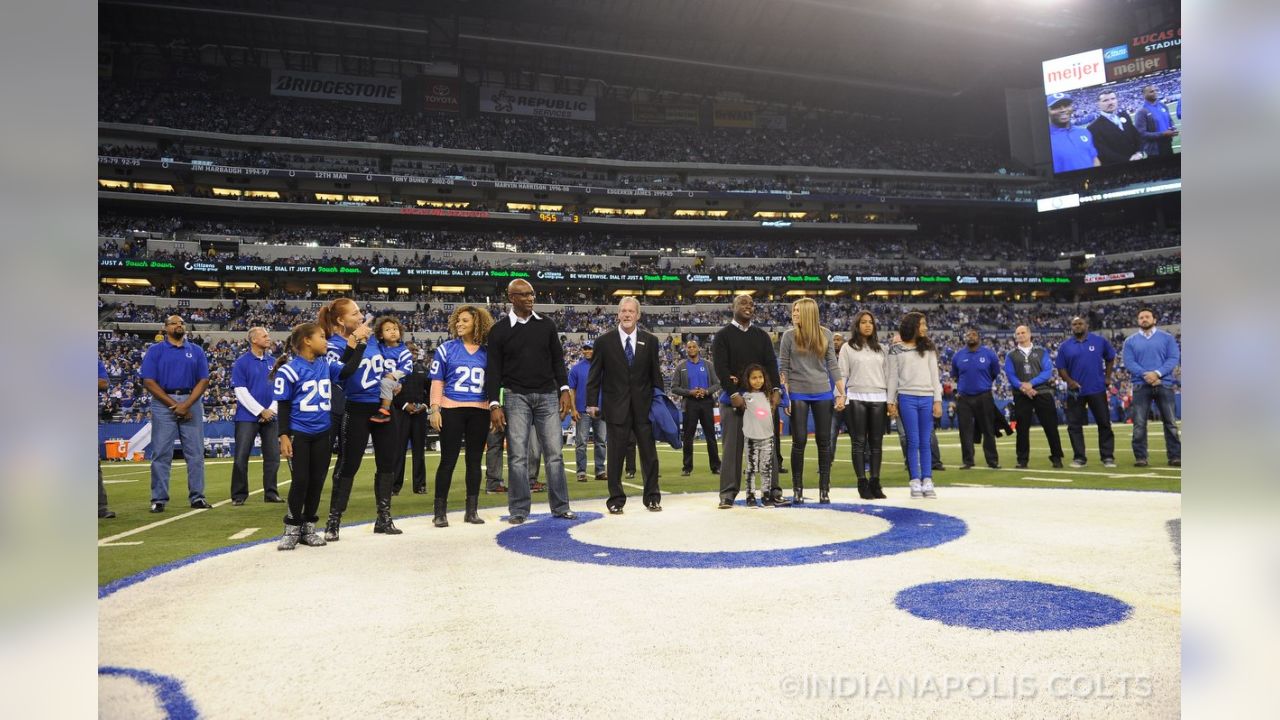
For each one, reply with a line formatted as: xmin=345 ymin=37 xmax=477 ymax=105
xmin=779 ymin=298 xmax=846 ymax=503
xmin=837 ymin=310 xmax=888 ymax=500
xmin=886 ymin=312 xmax=943 ymax=499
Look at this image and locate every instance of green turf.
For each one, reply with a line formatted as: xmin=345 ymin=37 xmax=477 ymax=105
xmin=98 ymin=423 xmax=1179 ymax=586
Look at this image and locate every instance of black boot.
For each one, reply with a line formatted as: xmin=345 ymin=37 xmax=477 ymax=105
xmin=857 ymin=479 xmax=871 ymax=499
xmin=433 ymin=497 xmax=449 ymax=528
xmin=792 ymin=482 xmax=805 ymax=504
xmin=464 ymin=495 xmax=485 ymax=524
xmin=373 ymin=473 xmax=403 ymax=535
xmin=323 ymin=512 xmax=341 ymax=542
xmin=818 ymin=475 xmax=831 ymax=504
xmin=869 ymin=478 xmax=887 ymax=499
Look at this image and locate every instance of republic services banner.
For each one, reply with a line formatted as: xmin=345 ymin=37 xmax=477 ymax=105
xmin=479 ymin=87 xmax=596 ymax=121
xmin=270 ymin=69 xmax=402 ymax=105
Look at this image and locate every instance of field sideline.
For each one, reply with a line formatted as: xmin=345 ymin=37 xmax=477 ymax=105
xmin=98 ymin=424 xmax=1180 ymax=585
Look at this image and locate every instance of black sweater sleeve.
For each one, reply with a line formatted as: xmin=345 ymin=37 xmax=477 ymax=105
xmin=338 ymin=342 xmax=363 ymax=379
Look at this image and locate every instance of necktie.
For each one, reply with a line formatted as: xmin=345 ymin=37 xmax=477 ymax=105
xmin=625 ymin=337 xmax=634 ymax=366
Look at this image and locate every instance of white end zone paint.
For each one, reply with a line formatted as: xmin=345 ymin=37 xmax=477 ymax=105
xmin=99 ymin=488 xmax=1179 ymax=719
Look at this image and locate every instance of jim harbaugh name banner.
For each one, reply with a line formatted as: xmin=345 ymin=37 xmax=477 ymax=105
xmin=478 ymin=87 xmax=596 ymax=121
xmin=270 ymin=69 xmax=403 ymax=106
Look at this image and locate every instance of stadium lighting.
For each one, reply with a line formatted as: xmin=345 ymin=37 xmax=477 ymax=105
xmin=98 ymin=179 xmax=130 ymax=189
xmin=611 ymin=289 xmax=643 ymax=296
xmin=430 ymin=286 xmax=466 ymax=293
xmin=1126 ymin=281 xmax=1156 ymax=289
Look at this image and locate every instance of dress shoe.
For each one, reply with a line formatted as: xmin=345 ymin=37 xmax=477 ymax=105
xmin=960 ymin=464 xmax=974 ymax=470
xmin=717 ymin=500 xmax=732 ymax=509
xmin=1050 ymin=458 xmax=1063 ymax=469
xmin=625 ymin=471 xmax=635 ymax=479
xmin=595 ymin=472 xmax=607 ymax=481
xmin=232 ymin=498 xmax=245 ymax=506
xmin=530 ymin=482 xmax=547 ymax=493
xmin=1168 ymin=459 xmax=1181 ymax=467
xmin=190 ymin=499 xmax=213 ymax=510
xmin=988 ymin=464 xmax=1001 ymax=469
xmin=413 ymin=487 xmax=428 ymax=494
xmin=1015 ymin=463 xmax=1029 ymax=469
xmin=150 ymin=502 xmax=165 ymax=513
xmin=553 ymin=510 xmax=578 ymax=520
xmin=98 ymin=508 xmax=116 ymax=519
xmin=608 ymin=505 xmax=624 ymax=515
xmin=1134 ymin=459 xmax=1149 ymax=467
xmin=681 ymin=469 xmax=692 ymax=477
xmin=264 ymin=493 xmax=284 ymax=503
xmin=646 ymin=503 xmax=662 ymax=512
xmin=508 ymin=515 xmax=526 ymax=525
xmin=486 ymin=484 xmax=508 ymax=493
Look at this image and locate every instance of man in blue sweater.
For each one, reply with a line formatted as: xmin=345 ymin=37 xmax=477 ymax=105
xmin=951 ymin=328 xmax=1002 ymax=469
xmin=568 ymin=341 xmax=606 ymax=482
xmin=1122 ymin=308 xmax=1181 ymax=466
xmin=1056 ymin=316 xmax=1117 ymax=467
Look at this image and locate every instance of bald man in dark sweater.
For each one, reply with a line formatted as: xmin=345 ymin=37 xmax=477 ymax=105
xmin=712 ymin=294 xmax=782 ymax=508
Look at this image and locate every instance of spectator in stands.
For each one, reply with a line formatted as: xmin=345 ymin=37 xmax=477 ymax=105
xmin=1004 ymin=325 xmax=1066 ymax=469
xmin=229 ymin=327 xmax=284 ymax=505
xmin=1055 ymin=316 xmax=1118 ymax=468
xmin=485 ymin=279 xmax=578 ymax=524
xmin=140 ymin=315 xmax=213 ymax=513
xmin=779 ymin=298 xmax=845 ymax=504
xmin=1122 ymin=308 xmax=1181 ymax=467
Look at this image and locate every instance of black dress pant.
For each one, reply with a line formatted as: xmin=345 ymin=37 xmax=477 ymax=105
xmin=1013 ymin=392 xmax=1065 ymax=464
xmin=435 ymin=407 xmax=489 ymax=499
xmin=231 ymin=419 xmax=280 ymax=501
xmin=681 ymin=398 xmax=720 ymax=472
xmin=956 ymin=392 xmax=1000 ymax=467
xmin=1065 ymin=391 xmax=1115 ymax=463
xmin=607 ymin=418 xmax=660 ymax=509
xmin=286 ymin=430 xmax=332 ymax=524
xmin=392 ymin=408 xmax=428 ymax=493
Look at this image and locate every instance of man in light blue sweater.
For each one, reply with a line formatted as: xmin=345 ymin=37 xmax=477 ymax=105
xmin=1122 ymin=308 xmax=1181 ymax=466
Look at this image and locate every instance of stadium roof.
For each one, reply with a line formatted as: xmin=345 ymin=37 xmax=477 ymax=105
xmin=100 ymin=0 xmax=1177 ymax=108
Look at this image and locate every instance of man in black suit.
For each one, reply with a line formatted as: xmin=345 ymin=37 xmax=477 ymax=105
xmin=1087 ymin=89 xmax=1145 ymax=165
xmin=586 ymin=296 xmax=664 ymax=513
xmin=391 ymin=353 xmax=430 ymax=495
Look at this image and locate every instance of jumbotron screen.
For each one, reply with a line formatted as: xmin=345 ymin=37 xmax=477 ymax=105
xmin=1041 ymin=26 xmax=1181 ymax=175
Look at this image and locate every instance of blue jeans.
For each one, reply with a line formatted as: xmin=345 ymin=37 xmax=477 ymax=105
xmin=897 ymin=394 xmax=934 ymax=481
xmin=150 ymin=396 xmax=207 ymax=504
xmin=574 ymin=413 xmax=606 ymax=475
xmin=504 ymin=392 xmax=572 ymax=517
xmin=1131 ymin=384 xmax=1181 ymax=461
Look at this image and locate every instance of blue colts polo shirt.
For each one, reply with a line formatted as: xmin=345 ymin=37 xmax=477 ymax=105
xmin=1050 ymin=124 xmax=1098 ymax=172
xmin=1055 ymin=333 xmax=1116 ymax=396
xmin=140 ymin=340 xmax=210 ymax=392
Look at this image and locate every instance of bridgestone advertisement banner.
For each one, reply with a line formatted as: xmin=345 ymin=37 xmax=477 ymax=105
xmin=479 ymin=87 xmax=596 ymax=120
xmin=270 ymin=69 xmax=402 ymax=105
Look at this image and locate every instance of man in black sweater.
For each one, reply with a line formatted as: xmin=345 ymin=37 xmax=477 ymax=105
xmin=712 ymin=294 xmax=782 ymax=508
xmin=485 ymin=279 xmax=578 ymax=524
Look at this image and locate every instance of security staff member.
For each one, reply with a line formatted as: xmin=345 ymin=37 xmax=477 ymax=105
xmin=140 ymin=315 xmax=213 ymax=513
xmin=951 ymin=328 xmax=1002 ymax=469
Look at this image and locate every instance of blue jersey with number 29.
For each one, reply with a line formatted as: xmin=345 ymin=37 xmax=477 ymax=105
xmin=274 ymin=356 xmax=344 ymax=434
xmin=429 ymin=339 xmax=487 ymax=403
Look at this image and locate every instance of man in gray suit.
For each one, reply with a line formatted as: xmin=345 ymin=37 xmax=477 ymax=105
xmin=671 ymin=339 xmax=721 ymax=476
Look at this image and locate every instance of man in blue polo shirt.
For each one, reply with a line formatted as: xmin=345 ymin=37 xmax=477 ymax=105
xmin=230 ymin=327 xmax=283 ymax=505
xmin=1048 ymin=93 xmax=1100 ymax=173
xmin=140 ymin=315 xmax=212 ymax=512
xmin=951 ymin=327 xmax=1002 ymax=469
xmin=1122 ymin=307 xmax=1181 ymax=467
xmin=568 ymin=341 xmax=606 ymax=482
xmin=672 ymin=338 xmax=722 ymax=476
xmin=1055 ymin=316 xmax=1117 ymax=467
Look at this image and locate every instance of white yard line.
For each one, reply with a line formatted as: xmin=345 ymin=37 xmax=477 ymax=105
xmin=228 ymin=528 xmax=260 ymax=540
xmin=1021 ymin=476 xmax=1074 ymax=483
xmin=97 ymin=481 xmax=291 ymax=546
xmin=102 ymin=479 xmax=141 ymax=484
xmin=99 ymin=541 xmax=145 ymax=547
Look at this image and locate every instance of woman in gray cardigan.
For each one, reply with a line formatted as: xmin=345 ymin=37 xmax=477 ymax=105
xmin=779 ymin=298 xmax=845 ymax=503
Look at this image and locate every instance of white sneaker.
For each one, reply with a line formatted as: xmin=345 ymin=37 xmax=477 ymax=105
xmin=921 ymin=479 xmax=937 ymax=498
xmin=909 ymin=479 xmax=923 ymax=499
xmin=1102 ymin=459 xmax=1117 ymax=468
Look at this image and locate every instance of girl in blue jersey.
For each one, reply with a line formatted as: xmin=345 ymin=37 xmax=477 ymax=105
xmin=371 ymin=316 xmax=414 ymax=423
xmin=428 ymin=305 xmax=495 ymax=527
xmin=271 ymin=322 xmax=365 ymax=550
xmin=329 ymin=305 xmax=411 ymax=537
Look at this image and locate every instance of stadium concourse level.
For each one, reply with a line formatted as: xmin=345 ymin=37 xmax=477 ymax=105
xmin=97 ymin=143 xmax=1037 ymax=205
xmin=98 ymin=295 xmax=1180 ymax=426
xmin=99 ymin=76 xmax=1012 ymax=174
xmin=98 ymin=214 xmax=1181 ymax=264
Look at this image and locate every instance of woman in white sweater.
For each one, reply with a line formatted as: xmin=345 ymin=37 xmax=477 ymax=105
xmin=886 ymin=312 xmax=943 ymax=499
xmin=837 ymin=310 xmax=888 ymax=500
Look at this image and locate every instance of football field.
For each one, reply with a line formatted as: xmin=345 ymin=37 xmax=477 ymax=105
xmin=99 ymin=423 xmax=1180 ymax=719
